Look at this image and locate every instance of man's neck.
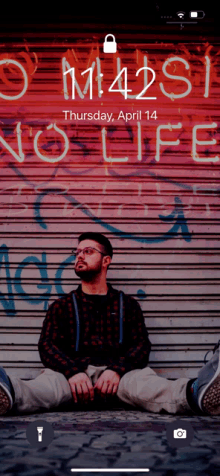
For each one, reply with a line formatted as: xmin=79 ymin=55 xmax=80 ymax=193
xmin=81 ymin=280 xmax=108 ymax=295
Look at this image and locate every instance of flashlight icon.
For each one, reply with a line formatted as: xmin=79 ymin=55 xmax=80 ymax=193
xmin=37 ymin=426 xmax=43 ymax=442
xmin=26 ymin=420 xmax=54 ymax=447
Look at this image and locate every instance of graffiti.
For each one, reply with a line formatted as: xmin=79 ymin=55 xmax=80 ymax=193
xmin=34 ymin=188 xmax=192 ymax=243
xmin=3 ymin=150 xmax=200 ymax=245
xmin=0 ymin=245 xmax=15 ymax=315
xmin=0 ymin=41 xmax=218 ymax=320
xmin=0 ymin=243 xmax=76 ymax=316
xmin=0 ymin=244 xmax=146 ymax=316
xmin=14 ymin=253 xmax=52 ymax=310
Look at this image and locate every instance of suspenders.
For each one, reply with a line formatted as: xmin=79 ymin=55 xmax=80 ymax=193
xmin=119 ymin=291 xmax=123 ymax=344
xmin=72 ymin=293 xmax=80 ymax=353
xmin=72 ymin=291 xmax=124 ymax=352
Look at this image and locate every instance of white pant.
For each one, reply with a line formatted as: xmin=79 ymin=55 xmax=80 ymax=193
xmin=10 ymin=365 xmax=191 ymax=415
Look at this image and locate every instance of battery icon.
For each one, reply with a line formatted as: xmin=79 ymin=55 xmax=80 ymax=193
xmin=190 ymin=11 xmax=205 ymax=18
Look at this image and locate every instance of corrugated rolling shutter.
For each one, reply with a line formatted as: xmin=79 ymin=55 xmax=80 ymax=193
xmin=0 ymin=19 xmax=219 ymax=380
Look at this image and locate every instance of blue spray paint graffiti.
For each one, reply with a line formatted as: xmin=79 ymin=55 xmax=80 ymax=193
xmin=8 ymin=164 xmax=192 ymax=243
xmin=0 ymin=243 xmax=146 ymax=316
xmin=0 ymin=244 xmax=15 ymax=315
xmin=34 ymin=189 xmax=192 ymax=243
xmin=0 ymin=244 xmax=75 ymax=316
xmin=14 ymin=253 xmax=52 ymax=311
xmin=1 ymin=142 xmax=192 ymax=317
xmin=0 ymin=245 xmax=50 ymax=315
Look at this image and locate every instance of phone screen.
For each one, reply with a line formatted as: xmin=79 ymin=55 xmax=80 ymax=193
xmin=0 ymin=4 xmax=219 ymax=476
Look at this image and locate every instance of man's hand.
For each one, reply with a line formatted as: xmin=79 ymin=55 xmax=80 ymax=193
xmin=94 ymin=369 xmax=120 ymax=398
xmin=68 ymin=372 xmax=94 ymax=404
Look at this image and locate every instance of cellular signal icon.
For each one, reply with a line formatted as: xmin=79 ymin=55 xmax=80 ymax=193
xmin=177 ymin=11 xmax=185 ymax=19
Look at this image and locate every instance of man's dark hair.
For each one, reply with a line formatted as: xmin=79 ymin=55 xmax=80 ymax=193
xmin=78 ymin=232 xmax=113 ymax=258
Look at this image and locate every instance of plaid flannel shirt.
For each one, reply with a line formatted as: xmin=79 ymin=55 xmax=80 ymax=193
xmin=38 ymin=283 xmax=151 ymax=380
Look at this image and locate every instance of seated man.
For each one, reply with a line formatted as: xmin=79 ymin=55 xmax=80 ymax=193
xmin=0 ymin=232 xmax=220 ymax=416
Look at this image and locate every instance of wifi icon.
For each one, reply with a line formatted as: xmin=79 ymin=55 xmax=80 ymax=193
xmin=177 ymin=11 xmax=185 ymax=19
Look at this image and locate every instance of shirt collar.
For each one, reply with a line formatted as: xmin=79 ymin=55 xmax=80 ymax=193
xmin=74 ymin=282 xmax=115 ymax=302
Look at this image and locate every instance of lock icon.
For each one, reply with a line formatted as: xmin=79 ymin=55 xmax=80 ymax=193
xmin=103 ymin=34 xmax=117 ymax=53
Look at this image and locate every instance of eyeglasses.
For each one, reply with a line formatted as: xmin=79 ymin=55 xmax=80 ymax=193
xmin=72 ymin=247 xmax=106 ymax=258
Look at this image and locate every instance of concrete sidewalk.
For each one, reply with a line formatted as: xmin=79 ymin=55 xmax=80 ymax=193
xmin=0 ymin=409 xmax=220 ymax=476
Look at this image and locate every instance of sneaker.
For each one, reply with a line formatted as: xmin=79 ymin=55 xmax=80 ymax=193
xmin=190 ymin=341 xmax=220 ymax=415
xmin=204 ymin=340 xmax=220 ymax=364
xmin=0 ymin=367 xmax=13 ymax=415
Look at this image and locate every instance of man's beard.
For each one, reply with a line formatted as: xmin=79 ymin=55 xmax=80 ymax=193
xmin=74 ymin=262 xmax=102 ymax=282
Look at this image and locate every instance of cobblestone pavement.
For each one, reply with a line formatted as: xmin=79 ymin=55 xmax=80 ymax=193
xmin=0 ymin=410 xmax=220 ymax=476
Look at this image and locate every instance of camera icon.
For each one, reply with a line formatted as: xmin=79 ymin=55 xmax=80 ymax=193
xmin=173 ymin=428 xmax=187 ymax=439
xmin=167 ymin=420 xmax=193 ymax=447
